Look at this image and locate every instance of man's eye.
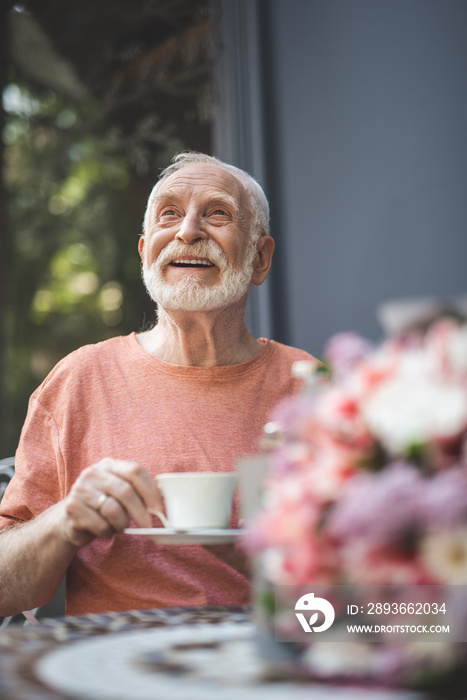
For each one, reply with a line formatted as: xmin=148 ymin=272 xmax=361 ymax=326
xmin=161 ymin=209 xmax=176 ymax=216
xmin=212 ymin=209 xmax=228 ymax=216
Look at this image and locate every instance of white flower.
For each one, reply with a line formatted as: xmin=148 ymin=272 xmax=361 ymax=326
xmin=362 ymin=378 xmax=467 ymax=454
xmin=260 ymin=549 xmax=287 ymax=584
xmin=303 ymin=639 xmax=374 ymax=677
xmin=420 ymin=529 xmax=467 ymax=584
xmin=404 ymin=639 xmax=455 ymax=671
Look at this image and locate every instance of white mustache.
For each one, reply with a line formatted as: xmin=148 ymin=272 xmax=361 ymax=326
xmin=154 ymin=240 xmax=228 ymax=271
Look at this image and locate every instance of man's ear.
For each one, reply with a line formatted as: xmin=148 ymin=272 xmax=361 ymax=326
xmin=251 ymin=235 xmax=275 ymax=286
xmin=138 ymin=236 xmax=145 ymax=261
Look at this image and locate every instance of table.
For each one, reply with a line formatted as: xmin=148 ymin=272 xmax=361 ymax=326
xmin=0 ymin=606 xmax=421 ymax=700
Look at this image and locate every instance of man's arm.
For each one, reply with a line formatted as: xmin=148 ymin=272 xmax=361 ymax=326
xmin=0 ymin=504 xmax=77 ymax=616
xmin=0 ymin=459 xmax=161 ymax=617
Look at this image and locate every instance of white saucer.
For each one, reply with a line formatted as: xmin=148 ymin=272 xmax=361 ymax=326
xmin=124 ymin=527 xmax=243 ymax=545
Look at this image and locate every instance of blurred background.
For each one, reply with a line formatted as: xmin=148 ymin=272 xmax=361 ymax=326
xmin=2 ymin=0 xmax=467 ymax=456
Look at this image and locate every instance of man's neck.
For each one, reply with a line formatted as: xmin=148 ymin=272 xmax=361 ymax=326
xmin=136 ymin=304 xmax=263 ymax=367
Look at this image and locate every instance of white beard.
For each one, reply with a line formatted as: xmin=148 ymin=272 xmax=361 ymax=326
xmin=142 ymin=239 xmax=257 ymax=312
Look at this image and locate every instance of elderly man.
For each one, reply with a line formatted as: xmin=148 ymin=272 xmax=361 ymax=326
xmin=0 ymin=152 xmax=315 ymax=617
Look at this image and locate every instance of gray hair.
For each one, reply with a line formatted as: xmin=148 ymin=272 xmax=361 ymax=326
xmin=143 ymin=151 xmax=270 ymax=241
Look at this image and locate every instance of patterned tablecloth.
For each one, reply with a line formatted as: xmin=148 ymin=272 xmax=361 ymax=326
xmin=0 ymin=606 xmax=421 ymax=700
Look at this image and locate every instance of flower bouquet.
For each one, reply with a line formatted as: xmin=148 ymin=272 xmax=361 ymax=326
xmin=245 ymin=318 xmax=467 ymax=694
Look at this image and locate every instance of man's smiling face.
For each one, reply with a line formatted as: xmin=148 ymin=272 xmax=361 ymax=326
xmin=139 ymin=164 xmax=258 ymax=311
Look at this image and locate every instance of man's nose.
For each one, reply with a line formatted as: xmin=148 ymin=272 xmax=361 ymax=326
xmin=175 ymin=210 xmax=207 ymax=244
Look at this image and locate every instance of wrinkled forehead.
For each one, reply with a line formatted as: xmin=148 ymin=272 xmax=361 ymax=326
xmin=155 ymin=164 xmax=249 ymax=207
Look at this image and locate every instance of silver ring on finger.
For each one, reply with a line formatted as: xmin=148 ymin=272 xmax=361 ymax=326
xmin=95 ymin=493 xmax=107 ymax=513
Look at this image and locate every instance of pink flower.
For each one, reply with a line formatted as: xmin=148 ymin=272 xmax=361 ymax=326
xmin=270 ymin=395 xmax=317 ymax=441
xmin=249 ymin=321 xmax=467 ymax=599
xmin=324 ymin=332 xmax=374 ymax=379
xmin=340 ymin=542 xmax=431 ymax=585
xmin=425 ymin=317 xmax=467 ymax=379
xmin=269 ymin=442 xmax=315 ymax=478
xmin=307 ymin=442 xmax=362 ymax=500
xmin=257 ymin=532 xmax=339 ymax=586
xmin=280 ymin=538 xmax=323 ymax=585
xmin=353 ymin=352 xmax=397 ymax=399
xmin=268 ymin=439 xmax=360 ymax=501
xmin=312 ymin=387 xmax=373 ymax=449
xmin=328 ymin=462 xmax=423 ymax=546
xmin=244 ymin=481 xmax=321 ymax=551
xmin=420 ymin=467 xmax=467 ymax=529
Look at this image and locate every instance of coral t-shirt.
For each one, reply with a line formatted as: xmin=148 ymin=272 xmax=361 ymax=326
xmin=0 ymin=333 xmax=315 ymax=615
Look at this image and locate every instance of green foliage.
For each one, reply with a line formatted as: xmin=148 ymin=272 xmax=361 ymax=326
xmin=258 ymin=587 xmax=276 ymax=616
xmin=2 ymin=80 xmax=158 ymax=454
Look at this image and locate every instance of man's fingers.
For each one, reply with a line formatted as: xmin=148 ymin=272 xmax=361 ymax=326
xmin=63 ymin=496 xmax=117 ymax=546
xmin=93 ymin=494 xmax=131 ymax=532
xmin=80 ymin=459 xmax=161 ymax=528
xmin=92 ymin=463 xmax=158 ymax=528
xmin=61 ymin=458 xmax=162 ymax=545
xmin=104 ymin=460 xmax=163 ymax=512
xmin=92 ymin=476 xmax=152 ymax=529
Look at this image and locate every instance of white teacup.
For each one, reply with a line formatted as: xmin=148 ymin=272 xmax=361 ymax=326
xmin=152 ymin=472 xmax=238 ymax=530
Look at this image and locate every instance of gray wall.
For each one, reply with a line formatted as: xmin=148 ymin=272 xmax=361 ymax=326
xmin=211 ymin=0 xmax=274 ymax=340
xmin=261 ymin=0 xmax=467 ymax=356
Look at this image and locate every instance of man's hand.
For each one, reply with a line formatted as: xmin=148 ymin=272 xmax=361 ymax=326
xmin=0 ymin=458 xmax=163 ymax=616
xmin=58 ymin=458 xmax=163 ymax=547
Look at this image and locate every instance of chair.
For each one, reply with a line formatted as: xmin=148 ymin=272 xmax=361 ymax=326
xmin=0 ymin=457 xmax=15 ymax=502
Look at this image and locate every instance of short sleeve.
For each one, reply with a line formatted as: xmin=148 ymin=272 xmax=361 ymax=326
xmin=0 ymin=395 xmax=64 ymax=529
